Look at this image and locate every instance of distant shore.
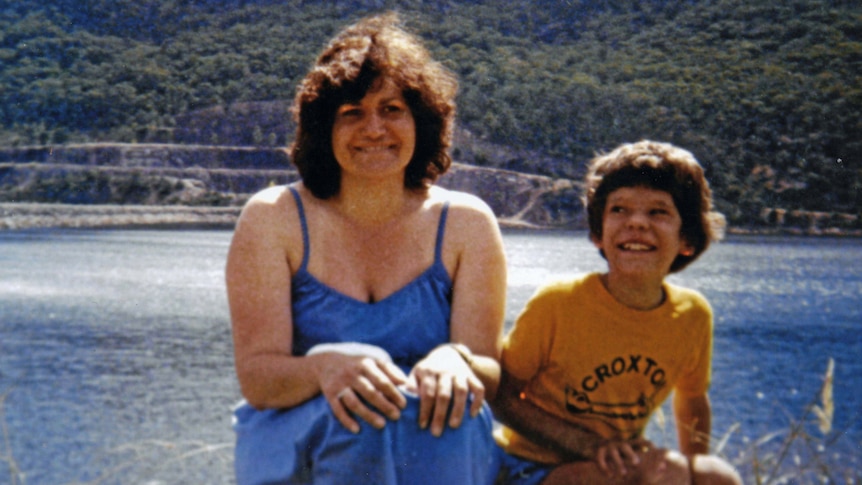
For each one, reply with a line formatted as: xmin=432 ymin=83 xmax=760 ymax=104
xmin=0 ymin=202 xmax=556 ymax=231
xmin=0 ymin=203 xmax=241 ymax=231
xmin=2 ymin=202 xmax=860 ymax=236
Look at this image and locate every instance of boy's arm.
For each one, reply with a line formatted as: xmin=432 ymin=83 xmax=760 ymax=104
xmin=492 ymin=369 xmax=646 ymax=467
xmin=673 ymin=391 xmax=712 ymax=456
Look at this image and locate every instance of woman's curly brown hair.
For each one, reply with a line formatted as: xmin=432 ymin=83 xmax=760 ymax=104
xmin=584 ymin=140 xmax=726 ymax=273
xmin=289 ymin=13 xmax=458 ymax=199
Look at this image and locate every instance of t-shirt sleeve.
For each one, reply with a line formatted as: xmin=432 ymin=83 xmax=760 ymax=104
xmin=675 ymin=295 xmax=714 ymax=397
xmin=501 ymin=283 xmax=560 ymax=382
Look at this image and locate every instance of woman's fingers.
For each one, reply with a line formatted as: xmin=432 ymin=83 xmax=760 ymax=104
xmin=428 ymin=372 xmax=453 ymax=436
xmin=322 ymin=355 xmax=409 ymax=432
xmin=328 ymin=388 xmax=362 ymax=433
xmin=446 ymin=374 xmax=469 ymax=429
xmin=415 ymin=371 xmax=485 ymax=436
xmin=353 ymin=367 xmax=403 ymax=421
xmin=417 ymin=371 xmax=438 ymax=432
xmin=344 ymin=388 xmax=387 ymax=428
xmin=376 ymin=360 xmax=409 ymax=409
xmin=466 ymin=374 xmax=485 ymax=418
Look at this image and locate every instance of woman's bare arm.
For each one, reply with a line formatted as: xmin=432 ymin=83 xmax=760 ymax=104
xmin=411 ymin=191 xmax=507 ymax=436
xmin=227 ymin=189 xmax=407 ymax=431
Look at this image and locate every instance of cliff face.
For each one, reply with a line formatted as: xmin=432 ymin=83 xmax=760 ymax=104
xmin=0 ymin=143 xmax=585 ymax=229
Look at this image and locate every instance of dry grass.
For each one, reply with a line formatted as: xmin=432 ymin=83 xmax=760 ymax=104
xmin=64 ymin=439 xmax=234 ymax=485
xmin=1 ymin=390 xmax=24 ymax=485
xmin=0 ymin=387 xmax=232 ymax=485
xmin=711 ymin=358 xmax=858 ymax=485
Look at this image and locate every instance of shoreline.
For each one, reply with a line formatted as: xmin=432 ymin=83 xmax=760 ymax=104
xmin=2 ymin=202 xmax=860 ymax=237
xmin=0 ymin=202 xmax=241 ymax=231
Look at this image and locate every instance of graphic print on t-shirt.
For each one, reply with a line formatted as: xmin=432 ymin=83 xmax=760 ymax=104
xmin=564 ymin=353 xmax=667 ymax=433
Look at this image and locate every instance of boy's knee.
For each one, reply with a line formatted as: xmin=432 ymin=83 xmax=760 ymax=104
xmin=690 ymin=455 xmax=742 ymax=485
xmin=642 ymin=449 xmax=690 ymax=485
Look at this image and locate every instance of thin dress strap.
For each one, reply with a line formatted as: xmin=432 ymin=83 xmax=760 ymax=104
xmin=434 ymin=202 xmax=450 ymax=263
xmin=288 ymin=187 xmax=310 ymax=271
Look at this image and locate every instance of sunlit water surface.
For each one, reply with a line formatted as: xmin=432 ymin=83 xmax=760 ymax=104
xmin=1 ymin=229 xmax=860 ymax=483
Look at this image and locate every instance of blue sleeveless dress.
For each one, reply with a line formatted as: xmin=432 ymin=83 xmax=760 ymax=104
xmin=233 ymin=187 xmax=500 ymax=485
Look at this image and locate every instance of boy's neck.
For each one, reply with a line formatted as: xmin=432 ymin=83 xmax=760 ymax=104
xmin=600 ymin=272 xmax=666 ymax=311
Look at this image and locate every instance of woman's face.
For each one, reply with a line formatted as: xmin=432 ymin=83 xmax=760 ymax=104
xmin=331 ymin=77 xmax=416 ymax=182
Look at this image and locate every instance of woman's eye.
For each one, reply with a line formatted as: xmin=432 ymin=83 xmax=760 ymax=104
xmin=338 ymin=107 xmax=361 ymax=118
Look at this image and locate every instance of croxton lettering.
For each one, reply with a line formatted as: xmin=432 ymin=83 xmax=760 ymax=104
xmin=579 ymin=355 xmax=666 ymax=393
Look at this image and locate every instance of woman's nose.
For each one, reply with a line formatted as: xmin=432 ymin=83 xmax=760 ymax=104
xmin=360 ymin=112 xmax=386 ymax=137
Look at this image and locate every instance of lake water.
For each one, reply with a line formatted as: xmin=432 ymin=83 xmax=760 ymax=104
xmin=1 ymin=229 xmax=860 ymax=484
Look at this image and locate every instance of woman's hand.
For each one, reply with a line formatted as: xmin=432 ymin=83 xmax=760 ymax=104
xmin=317 ymin=352 xmax=409 ymax=433
xmin=406 ymin=344 xmax=485 ymax=437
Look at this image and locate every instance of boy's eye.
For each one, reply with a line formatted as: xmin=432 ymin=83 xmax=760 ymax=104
xmin=609 ymin=205 xmax=625 ymax=213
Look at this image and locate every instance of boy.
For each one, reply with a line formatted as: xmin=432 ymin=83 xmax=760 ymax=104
xmin=492 ymin=141 xmax=742 ymax=485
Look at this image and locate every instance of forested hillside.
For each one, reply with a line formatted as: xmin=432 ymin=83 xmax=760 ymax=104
xmin=1 ymin=0 xmax=860 ymax=227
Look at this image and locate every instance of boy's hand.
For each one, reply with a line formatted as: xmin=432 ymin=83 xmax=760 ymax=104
xmin=595 ymin=437 xmax=653 ymax=476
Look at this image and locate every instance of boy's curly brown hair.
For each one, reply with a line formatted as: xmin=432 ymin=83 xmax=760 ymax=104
xmin=289 ymin=13 xmax=458 ymax=199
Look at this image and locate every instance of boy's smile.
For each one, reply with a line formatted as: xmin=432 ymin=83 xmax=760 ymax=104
xmin=593 ymin=186 xmax=694 ymax=288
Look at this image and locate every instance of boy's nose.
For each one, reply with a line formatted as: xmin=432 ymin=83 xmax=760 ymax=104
xmin=626 ymin=212 xmax=649 ymax=229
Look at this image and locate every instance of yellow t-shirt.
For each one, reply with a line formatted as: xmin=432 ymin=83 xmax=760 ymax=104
xmin=496 ymin=273 xmax=713 ymax=464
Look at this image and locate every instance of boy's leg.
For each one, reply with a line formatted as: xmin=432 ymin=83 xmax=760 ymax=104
xmin=690 ymin=455 xmax=743 ymax=485
xmin=539 ymin=448 xmax=690 ymax=485
xmin=540 ymin=451 xmax=742 ymax=485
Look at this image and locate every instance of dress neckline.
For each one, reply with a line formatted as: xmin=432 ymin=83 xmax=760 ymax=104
xmin=294 ymin=260 xmax=451 ymax=307
xmin=288 ymin=186 xmax=452 ymax=306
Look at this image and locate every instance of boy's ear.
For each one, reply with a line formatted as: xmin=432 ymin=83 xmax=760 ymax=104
xmin=679 ymin=239 xmax=695 ymax=257
xmin=589 ymin=233 xmax=603 ymax=249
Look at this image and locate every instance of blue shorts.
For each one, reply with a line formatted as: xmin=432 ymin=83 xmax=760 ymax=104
xmin=496 ymin=450 xmax=553 ymax=485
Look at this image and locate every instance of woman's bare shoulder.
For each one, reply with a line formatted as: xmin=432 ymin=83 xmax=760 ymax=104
xmin=245 ymin=184 xmax=294 ymax=207
xmin=231 ymin=184 xmax=307 ymax=271
xmin=427 ymin=186 xmax=500 ymax=242
xmin=235 ymin=184 xmax=303 ymax=235
xmin=428 ymin=186 xmax=496 ymax=218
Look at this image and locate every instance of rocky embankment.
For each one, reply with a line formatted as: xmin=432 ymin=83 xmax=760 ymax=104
xmin=0 ymin=143 xmax=585 ymax=230
xmin=749 ymin=208 xmax=862 ymax=237
xmin=2 ymin=143 xmax=859 ymax=235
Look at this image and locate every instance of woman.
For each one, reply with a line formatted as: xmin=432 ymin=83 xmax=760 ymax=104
xmin=226 ymin=13 xmax=507 ymax=485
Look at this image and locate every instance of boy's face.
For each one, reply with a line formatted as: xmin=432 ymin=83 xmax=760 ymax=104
xmin=592 ymin=186 xmax=694 ymax=282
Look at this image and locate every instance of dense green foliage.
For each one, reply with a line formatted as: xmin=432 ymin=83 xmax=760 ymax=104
xmin=1 ymin=0 xmax=859 ymax=223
